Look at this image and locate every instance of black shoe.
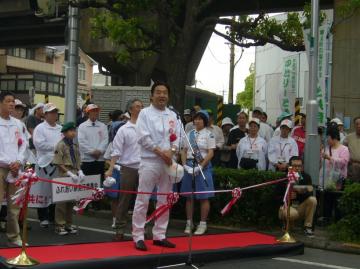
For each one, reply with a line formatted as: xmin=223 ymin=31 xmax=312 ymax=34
xmin=135 ymin=240 xmax=147 ymax=251
xmin=153 ymin=239 xmax=176 ymax=248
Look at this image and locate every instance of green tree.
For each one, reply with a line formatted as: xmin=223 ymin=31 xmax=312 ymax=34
xmin=72 ymin=1 xmax=322 ymax=110
xmin=236 ymin=63 xmax=254 ymax=110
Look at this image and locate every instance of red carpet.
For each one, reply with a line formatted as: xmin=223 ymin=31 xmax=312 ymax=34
xmin=0 ymin=232 xmax=278 ymax=263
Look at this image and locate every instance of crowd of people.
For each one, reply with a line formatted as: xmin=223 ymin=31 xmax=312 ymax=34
xmin=0 ymin=84 xmax=359 ymax=249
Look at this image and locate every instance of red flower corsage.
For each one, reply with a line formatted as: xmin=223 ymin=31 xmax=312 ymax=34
xmin=18 ymin=138 xmax=23 ymax=147
xmin=169 ymin=133 xmax=177 ymax=142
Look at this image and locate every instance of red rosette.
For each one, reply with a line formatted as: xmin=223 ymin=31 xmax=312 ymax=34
xmin=169 ymin=133 xmax=177 ymax=142
xmin=18 ymin=138 xmax=23 ymax=147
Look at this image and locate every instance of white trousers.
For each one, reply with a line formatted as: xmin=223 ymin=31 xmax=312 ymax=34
xmin=132 ymin=159 xmax=172 ymax=242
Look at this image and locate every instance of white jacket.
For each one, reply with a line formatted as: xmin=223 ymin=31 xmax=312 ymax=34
xmin=32 ymin=121 xmax=62 ymax=167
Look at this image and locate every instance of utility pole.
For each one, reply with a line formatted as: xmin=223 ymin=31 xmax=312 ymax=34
xmin=228 ymin=17 xmax=236 ymax=104
xmin=304 ymin=0 xmax=320 ymax=185
xmin=64 ymin=5 xmax=79 ymax=122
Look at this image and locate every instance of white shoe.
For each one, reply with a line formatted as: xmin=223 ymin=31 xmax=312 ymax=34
xmin=111 ymin=217 xmax=116 ymax=229
xmin=66 ymin=225 xmax=78 ymax=234
xmin=55 ymin=227 xmax=69 ymax=236
xmin=8 ymin=239 xmax=28 ymax=247
xmin=194 ymin=224 xmax=207 ymax=235
xmin=184 ymin=223 xmax=193 ymax=234
xmin=40 ymin=220 xmax=49 ymax=228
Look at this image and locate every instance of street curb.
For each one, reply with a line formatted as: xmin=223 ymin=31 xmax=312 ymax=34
xmin=84 ymin=209 xmax=360 ymax=255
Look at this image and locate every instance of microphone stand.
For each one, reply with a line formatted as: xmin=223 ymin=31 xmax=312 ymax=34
xmin=156 ymin=109 xmax=205 ymax=269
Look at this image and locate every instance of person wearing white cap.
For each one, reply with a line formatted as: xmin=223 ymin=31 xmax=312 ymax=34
xmin=132 ymin=82 xmax=180 ymax=251
xmin=236 ymin=118 xmax=267 ymax=170
xmin=183 ymin=109 xmax=192 ymax=126
xmin=78 ymin=103 xmax=108 ymax=184
xmin=252 ymin=107 xmax=274 ymax=143
xmin=268 ymin=119 xmax=298 ymax=171
xmin=33 ymin=103 xmax=63 ymax=227
xmin=0 ymin=91 xmax=27 ymax=246
xmin=331 ymin=118 xmax=347 ymax=144
xmin=220 ymin=117 xmax=234 ymax=167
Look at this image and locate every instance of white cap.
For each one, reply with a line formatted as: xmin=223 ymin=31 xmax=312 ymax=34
xmin=331 ymin=118 xmax=343 ymax=125
xmin=248 ymin=118 xmax=260 ymax=126
xmin=221 ymin=117 xmax=234 ymax=127
xmin=15 ymin=99 xmax=26 ymax=108
xmin=164 ymin=162 xmax=184 ymax=183
xmin=124 ymin=112 xmax=130 ymax=119
xmin=43 ymin=103 xmax=58 ymax=113
xmin=85 ymin=104 xmax=100 ymax=113
xmin=253 ymin=106 xmax=264 ymax=114
xmin=184 ymin=109 xmax=191 ymax=115
xmin=280 ymin=119 xmax=293 ymax=129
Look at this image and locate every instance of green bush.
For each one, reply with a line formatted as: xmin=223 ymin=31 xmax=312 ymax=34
xmin=329 ymin=183 xmax=360 ymax=243
xmin=172 ymin=168 xmax=285 ymax=229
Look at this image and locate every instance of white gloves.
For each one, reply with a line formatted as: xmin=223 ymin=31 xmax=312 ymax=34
xmin=103 ymin=176 xmax=116 ymax=187
xmin=67 ymin=171 xmax=79 ymax=182
xmin=184 ymin=165 xmax=193 ymax=174
xmin=78 ymin=170 xmax=85 ymax=182
xmin=184 ymin=165 xmax=202 ymax=175
xmin=114 ymin=165 xmax=121 ymax=171
xmin=193 ymin=166 xmax=201 ymax=175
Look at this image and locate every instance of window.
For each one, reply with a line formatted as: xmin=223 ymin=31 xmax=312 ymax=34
xmin=78 ymin=63 xmax=86 ymax=81
xmin=7 ymin=48 xmax=35 ymax=60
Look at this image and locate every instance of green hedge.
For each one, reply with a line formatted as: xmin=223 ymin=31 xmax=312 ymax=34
xmin=172 ymin=168 xmax=285 ymax=228
xmin=329 ymin=183 xmax=360 ymax=243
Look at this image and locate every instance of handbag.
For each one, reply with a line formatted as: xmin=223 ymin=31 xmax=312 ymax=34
xmin=239 ymin=158 xmax=258 ymax=170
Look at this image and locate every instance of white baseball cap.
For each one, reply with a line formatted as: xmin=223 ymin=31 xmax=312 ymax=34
xmin=253 ymin=107 xmax=264 ymax=114
xmin=280 ymin=119 xmax=293 ymax=129
xmin=123 ymin=112 xmax=130 ymax=119
xmin=331 ymin=118 xmax=343 ymax=126
xmin=43 ymin=103 xmax=58 ymax=113
xmin=248 ymin=118 xmax=260 ymax=126
xmin=85 ymin=104 xmax=100 ymax=113
xmin=15 ymin=99 xmax=26 ymax=108
xmin=184 ymin=109 xmax=191 ymax=115
xmin=221 ymin=117 xmax=234 ymax=127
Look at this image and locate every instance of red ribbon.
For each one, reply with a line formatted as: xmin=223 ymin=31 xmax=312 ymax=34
xmin=283 ymin=169 xmax=300 ymax=209
xmin=146 ymin=192 xmax=179 ymax=223
xmin=221 ymin=188 xmax=242 ymax=216
xmin=73 ymin=188 xmax=105 ymax=214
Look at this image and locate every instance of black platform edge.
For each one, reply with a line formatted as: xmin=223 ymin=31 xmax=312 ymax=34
xmin=0 ymin=242 xmax=304 ymax=269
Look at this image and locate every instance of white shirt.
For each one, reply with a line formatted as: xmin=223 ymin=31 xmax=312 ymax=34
xmin=207 ymin=124 xmax=225 ymax=149
xmin=111 ymin=121 xmax=140 ymax=169
xmin=78 ymin=119 xmax=109 ymax=162
xmin=136 ymin=104 xmax=180 ymax=160
xmin=268 ymin=135 xmax=299 ymax=171
xmin=33 ymin=121 xmax=62 ymax=167
xmin=0 ymin=116 xmax=27 ymax=166
xmin=185 ymin=128 xmax=216 ymax=159
xmin=236 ymin=135 xmax=267 ymax=170
xmin=259 ymin=122 xmax=274 ymax=143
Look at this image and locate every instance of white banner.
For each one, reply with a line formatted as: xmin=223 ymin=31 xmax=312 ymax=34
xmin=52 ymin=175 xmax=101 ymax=203
xmin=303 ymin=25 xmax=329 ymax=126
xmin=281 ymin=55 xmax=298 ymax=114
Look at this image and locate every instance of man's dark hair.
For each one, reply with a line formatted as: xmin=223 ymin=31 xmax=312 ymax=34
xmin=262 ymin=112 xmax=268 ymax=119
xmin=0 ymin=91 xmax=15 ymax=102
xmin=151 ymin=81 xmax=170 ymax=95
xmin=111 ymin=110 xmax=123 ymax=121
xmin=289 ymin=156 xmax=302 ymax=166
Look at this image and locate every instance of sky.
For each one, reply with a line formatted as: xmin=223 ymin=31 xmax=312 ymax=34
xmin=195 ymin=24 xmax=255 ymax=103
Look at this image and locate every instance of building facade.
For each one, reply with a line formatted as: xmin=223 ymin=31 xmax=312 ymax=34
xmin=0 ymin=46 xmax=95 ymax=115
